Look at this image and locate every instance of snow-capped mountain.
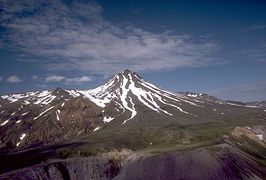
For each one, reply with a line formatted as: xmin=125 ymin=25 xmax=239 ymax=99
xmin=0 ymin=70 xmax=265 ymax=151
xmin=1 ymin=70 xmax=266 ymax=179
xmin=77 ymin=69 xmax=200 ymax=124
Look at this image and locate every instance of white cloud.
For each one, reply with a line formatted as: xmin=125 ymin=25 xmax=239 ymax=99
xmin=65 ymin=76 xmax=93 ymax=84
xmin=240 ymin=23 xmax=266 ymax=33
xmin=32 ymin=75 xmax=38 ymax=80
xmin=1 ymin=0 xmax=218 ymax=75
xmin=45 ymin=75 xmax=94 ymax=84
xmin=6 ymin=75 xmax=22 ymax=83
xmin=45 ymin=75 xmax=65 ymax=82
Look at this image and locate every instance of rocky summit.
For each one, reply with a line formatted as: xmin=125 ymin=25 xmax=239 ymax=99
xmin=0 ymin=70 xmax=266 ymax=179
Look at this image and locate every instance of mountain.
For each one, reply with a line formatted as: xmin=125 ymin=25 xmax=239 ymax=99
xmin=247 ymin=101 xmax=266 ymax=108
xmin=0 ymin=70 xmax=266 ymax=179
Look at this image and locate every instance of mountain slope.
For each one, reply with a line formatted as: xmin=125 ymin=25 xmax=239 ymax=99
xmin=0 ymin=70 xmax=266 ymax=151
xmin=0 ymin=70 xmax=266 ymax=179
xmin=0 ymin=88 xmax=103 ymax=151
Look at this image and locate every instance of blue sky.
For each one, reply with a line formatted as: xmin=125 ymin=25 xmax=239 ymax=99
xmin=0 ymin=0 xmax=266 ymax=102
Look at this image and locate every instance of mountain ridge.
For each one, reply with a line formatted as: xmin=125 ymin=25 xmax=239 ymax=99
xmin=0 ymin=70 xmax=266 ymax=179
xmin=0 ymin=69 xmax=265 ymax=152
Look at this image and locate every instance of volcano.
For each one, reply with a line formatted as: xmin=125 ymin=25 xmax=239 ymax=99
xmin=0 ymin=70 xmax=266 ymax=179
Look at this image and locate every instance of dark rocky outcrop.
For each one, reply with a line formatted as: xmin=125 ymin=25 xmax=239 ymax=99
xmin=0 ymin=156 xmax=120 ymax=180
xmin=115 ymin=146 xmax=266 ymax=180
xmin=1 ymin=145 xmax=266 ymax=180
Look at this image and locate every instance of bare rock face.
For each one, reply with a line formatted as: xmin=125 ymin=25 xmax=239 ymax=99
xmin=231 ymin=127 xmax=266 ymax=147
xmin=1 ymin=145 xmax=266 ymax=180
xmin=0 ymin=96 xmax=103 ymax=151
xmin=115 ymin=146 xmax=266 ymax=180
xmin=0 ymin=157 xmax=120 ymax=180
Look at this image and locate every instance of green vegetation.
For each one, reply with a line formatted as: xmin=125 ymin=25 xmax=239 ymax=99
xmin=189 ymin=124 xmax=232 ymax=144
xmin=1 ymin=119 xmax=266 ymax=175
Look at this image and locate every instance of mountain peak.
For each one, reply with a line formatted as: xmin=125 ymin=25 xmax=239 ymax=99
xmin=117 ymin=69 xmax=143 ymax=83
xmin=51 ymin=87 xmax=69 ymax=96
xmin=120 ymin=69 xmax=138 ymax=76
xmin=122 ymin=69 xmax=133 ymax=74
xmin=78 ymin=69 xmax=192 ymax=124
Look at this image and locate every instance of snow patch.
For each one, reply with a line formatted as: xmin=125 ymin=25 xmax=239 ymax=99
xmin=23 ymin=100 xmax=30 ymax=105
xmin=187 ymin=93 xmax=198 ymax=97
xmin=16 ymin=133 xmax=26 ymax=147
xmin=34 ymin=106 xmax=54 ymax=120
xmin=61 ymin=102 xmax=65 ymax=107
xmin=34 ymin=93 xmax=56 ymax=105
xmin=256 ymin=134 xmax=263 ymax=141
xmin=115 ymin=101 xmax=125 ymax=114
xmin=1 ymin=94 xmax=29 ymax=103
xmin=20 ymin=133 xmax=26 ymax=140
xmin=128 ymin=75 xmax=159 ymax=113
xmin=0 ymin=120 xmax=9 ymax=126
xmin=103 ymin=116 xmax=114 ymax=123
xmin=227 ymin=103 xmax=242 ymax=106
xmin=93 ymin=126 xmax=101 ymax=132
xmin=140 ymin=81 xmax=181 ymax=103
xmin=153 ymin=93 xmax=187 ymax=115
xmin=16 ymin=120 xmax=22 ymax=124
xmin=55 ymin=110 xmax=60 ymax=121
xmin=120 ymin=75 xmax=137 ymax=124
xmin=21 ymin=112 xmax=29 ymax=116
xmin=79 ymin=89 xmax=112 ymax=108
xmin=66 ymin=90 xmax=80 ymax=97
xmin=245 ymin=105 xmax=259 ymax=108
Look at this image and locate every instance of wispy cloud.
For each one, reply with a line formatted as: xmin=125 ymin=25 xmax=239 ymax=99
xmin=208 ymin=80 xmax=266 ymax=102
xmin=45 ymin=74 xmax=94 ymax=85
xmin=45 ymin=75 xmax=65 ymax=82
xmin=65 ymin=76 xmax=93 ymax=84
xmin=31 ymin=75 xmax=38 ymax=80
xmin=6 ymin=75 xmax=22 ymax=83
xmin=239 ymin=23 xmax=266 ymax=33
xmin=0 ymin=76 xmax=3 ymax=81
xmin=0 ymin=0 xmax=218 ymax=75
